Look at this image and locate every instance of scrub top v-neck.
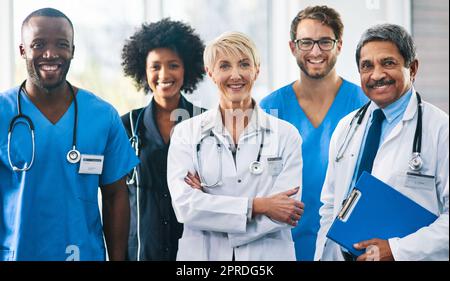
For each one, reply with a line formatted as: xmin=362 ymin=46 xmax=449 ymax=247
xmin=0 ymin=86 xmax=139 ymax=261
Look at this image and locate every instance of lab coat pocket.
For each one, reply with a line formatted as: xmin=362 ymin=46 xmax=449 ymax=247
xmin=263 ymin=155 xmax=283 ymax=177
xmin=0 ymin=249 xmax=14 ymax=261
xmin=176 ymin=236 xmax=207 ymax=261
xmin=262 ymin=238 xmax=295 ymax=261
xmin=393 ymin=172 xmax=439 ymax=215
xmin=394 ymin=172 xmax=436 ymax=191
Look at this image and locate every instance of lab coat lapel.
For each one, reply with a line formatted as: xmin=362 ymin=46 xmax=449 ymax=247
xmin=240 ymin=105 xmax=271 ymax=141
xmin=201 ymin=108 xmax=231 ymax=147
xmin=338 ymin=105 xmax=373 ymax=203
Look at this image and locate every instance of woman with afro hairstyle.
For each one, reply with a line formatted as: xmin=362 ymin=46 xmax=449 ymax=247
xmin=121 ymin=18 xmax=205 ymax=261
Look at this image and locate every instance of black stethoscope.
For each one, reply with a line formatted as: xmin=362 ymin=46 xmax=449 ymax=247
xmin=335 ymin=91 xmax=423 ymax=172
xmin=126 ymin=108 xmax=144 ymax=186
xmin=196 ymin=126 xmax=266 ymax=188
xmin=7 ymin=80 xmax=80 ymax=172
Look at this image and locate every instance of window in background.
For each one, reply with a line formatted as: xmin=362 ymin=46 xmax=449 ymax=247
xmin=161 ymin=0 xmax=271 ymax=108
xmin=11 ymin=0 xmax=271 ymax=112
xmin=6 ymin=0 xmax=448 ymax=113
xmin=412 ymin=0 xmax=449 ymax=113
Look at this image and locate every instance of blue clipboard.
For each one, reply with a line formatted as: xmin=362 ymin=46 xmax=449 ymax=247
xmin=326 ymin=171 xmax=438 ymax=257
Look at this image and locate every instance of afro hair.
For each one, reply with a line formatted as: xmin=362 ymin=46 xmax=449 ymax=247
xmin=121 ymin=18 xmax=205 ymax=94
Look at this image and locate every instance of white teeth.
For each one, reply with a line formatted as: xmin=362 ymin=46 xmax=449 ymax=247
xmin=308 ymin=59 xmax=325 ymax=64
xmin=41 ymin=65 xmax=58 ymax=71
xmin=157 ymin=82 xmax=175 ymax=91
xmin=229 ymin=84 xmax=244 ymax=89
xmin=158 ymin=82 xmax=174 ymax=88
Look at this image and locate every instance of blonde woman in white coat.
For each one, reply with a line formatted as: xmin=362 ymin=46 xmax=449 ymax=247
xmin=167 ymin=31 xmax=305 ymax=261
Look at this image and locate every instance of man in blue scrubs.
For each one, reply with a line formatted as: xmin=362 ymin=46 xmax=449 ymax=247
xmin=0 ymin=8 xmax=138 ymax=261
xmin=260 ymin=6 xmax=368 ymax=260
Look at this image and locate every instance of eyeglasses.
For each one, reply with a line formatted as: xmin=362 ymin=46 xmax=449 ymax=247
xmin=293 ymin=38 xmax=338 ymax=51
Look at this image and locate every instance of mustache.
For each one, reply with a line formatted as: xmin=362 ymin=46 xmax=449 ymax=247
xmin=36 ymin=59 xmax=64 ymax=65
xmin=366 ymin=79 xmax=395 ymax=89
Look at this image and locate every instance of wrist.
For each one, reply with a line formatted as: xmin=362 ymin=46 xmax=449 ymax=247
xmin=252 ymin=197 xmax=267 ymax=216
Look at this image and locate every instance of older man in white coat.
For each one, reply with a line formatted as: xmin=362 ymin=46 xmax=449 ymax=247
xmin=315 ymin=24 xmax=448 ymax=261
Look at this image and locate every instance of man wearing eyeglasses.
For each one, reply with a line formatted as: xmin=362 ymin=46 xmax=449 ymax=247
xmin=260 ymin=5 xmax=367 ymax=261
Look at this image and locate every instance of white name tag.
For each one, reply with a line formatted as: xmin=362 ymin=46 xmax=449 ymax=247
xmin=267 ymin=156 xmax=283 ymax=176
xmin=404 ymin=172 xmax=435 ymax=190
xmin=79 ymin=154 xmax=104 ymax=175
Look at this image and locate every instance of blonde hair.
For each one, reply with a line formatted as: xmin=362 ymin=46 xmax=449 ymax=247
xmin=203 ymin=31 xmax=260 ymax=70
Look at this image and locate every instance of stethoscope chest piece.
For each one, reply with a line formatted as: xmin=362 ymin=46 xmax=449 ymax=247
xmin=67 ymin=149 xmax=81 ymax=164
xmin=409 ymin=152 xmax=423 ymax=171
xmin=249 ymin=161 xmax=263 ymax=175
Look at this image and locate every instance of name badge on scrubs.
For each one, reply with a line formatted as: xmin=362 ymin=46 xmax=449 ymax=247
xmin=403 ymin=171 xmax=435 ymax=190
xmin=78 ymin=154 xmax=104 ymax=175
xmin=267 ymin=156 xmax=283 ymax=176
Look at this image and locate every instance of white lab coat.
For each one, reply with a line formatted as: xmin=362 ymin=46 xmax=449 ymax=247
xmin=315 ymin=91 xmax=449 ymax=261
xmin=167 ymin=105 xmax=302 ymax=261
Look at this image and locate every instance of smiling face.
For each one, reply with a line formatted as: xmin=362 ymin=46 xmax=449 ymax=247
xmin=359 ymin=41 xmax=418 ymax=108
xmin=206 ymin=51 xmax=259 ymax=108
xmin=20 ymin=16 xmax=74 ymax=91
xmin=290 ymin=19 xmax=341 ymax=80
xmin=146 ymin=48 xmax=185 ymax=101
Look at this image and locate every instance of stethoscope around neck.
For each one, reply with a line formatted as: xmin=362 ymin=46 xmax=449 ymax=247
xmin=335 ymin=91 xmax=424 ymax=172
xmin=7 ymin=80 xmax=80 ymax=172
xmin=196 ymin=126 xmax=266 ymax=188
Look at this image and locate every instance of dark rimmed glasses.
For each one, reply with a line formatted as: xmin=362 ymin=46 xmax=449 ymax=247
xmin=293 ymin=38 xmax=338 ymax=51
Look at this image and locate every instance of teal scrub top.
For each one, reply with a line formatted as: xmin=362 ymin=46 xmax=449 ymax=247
xmin=260 ymin=79 xmax=368 ymax=260
xmin=0 ymin=86 xmax=139 ymax=261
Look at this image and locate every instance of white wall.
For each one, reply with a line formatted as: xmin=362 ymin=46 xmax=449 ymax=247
xmin=2 ymin=0 xmax=447 ymax=113
xmin=268 ymin=0 xmax=412 ymax=90
xmin=0 ymin=0 xmax=14 ymax=91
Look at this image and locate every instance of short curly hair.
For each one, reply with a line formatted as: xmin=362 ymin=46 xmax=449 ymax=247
xmin=121 ymin=18 xmax=205 ymax=94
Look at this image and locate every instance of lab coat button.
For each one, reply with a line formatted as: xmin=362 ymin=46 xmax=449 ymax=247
xmin=237 ymin=179 xmax=242 ymax=183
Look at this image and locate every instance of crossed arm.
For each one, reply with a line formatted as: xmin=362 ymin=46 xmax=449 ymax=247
xmin=185 ymin=172 xmax=304 ymax=226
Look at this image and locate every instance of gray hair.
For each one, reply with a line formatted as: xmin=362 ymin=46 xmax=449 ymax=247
xmin=356 ymin=23 xmax=416 ymax=69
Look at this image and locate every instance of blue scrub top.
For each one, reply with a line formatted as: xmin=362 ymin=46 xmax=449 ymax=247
xmin=260 ymin=79 xmax=368 ymax=260
xmin=0 ymin=86 xmax=139 ymax=261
